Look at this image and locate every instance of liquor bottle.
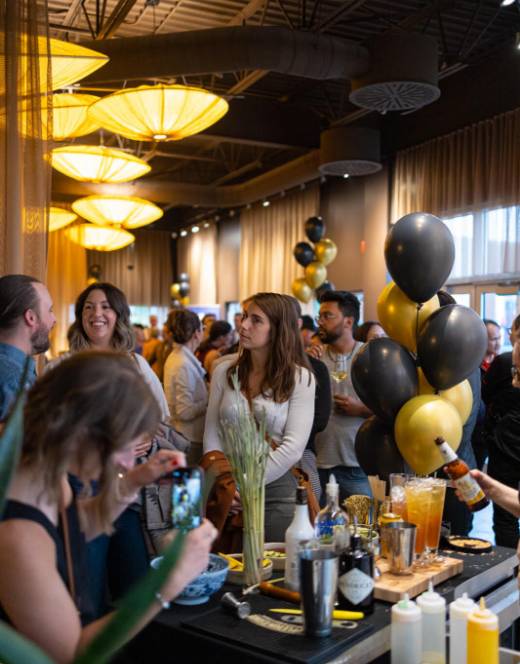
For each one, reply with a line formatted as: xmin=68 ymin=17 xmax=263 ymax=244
xmin=378 ymin=498 xmax=403 ymax=558
xmin=435 ymin=437 xmax=489 ymax=512
xmin=284 ymin=486 xmax=315 ymax=592
xmin=337 ymin=528 xmax=374 ymax=614
xmin=314 ymin=474 xmax=350 ymax=552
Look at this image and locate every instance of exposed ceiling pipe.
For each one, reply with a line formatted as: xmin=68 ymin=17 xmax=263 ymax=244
xmin=52 ymin=150 xmax=321 ymax=207
xmin=80 ymin=26 xmax=370 ymax=84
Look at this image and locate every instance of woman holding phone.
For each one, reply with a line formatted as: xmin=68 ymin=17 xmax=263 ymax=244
xmin=0 ymin=352 xmax=216 ymax=663
xmin=203 ymin=292 xmax=316 ymax=540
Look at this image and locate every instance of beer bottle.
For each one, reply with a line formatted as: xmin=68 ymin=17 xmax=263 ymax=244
xmin=435 ymin=437 xmax=489 ymax=512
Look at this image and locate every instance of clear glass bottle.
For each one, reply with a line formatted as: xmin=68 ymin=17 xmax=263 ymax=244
xmin=314 ymin=474 xmax=350 ymax=552
xmin=337 ymin=527 xmax=374 ymax=614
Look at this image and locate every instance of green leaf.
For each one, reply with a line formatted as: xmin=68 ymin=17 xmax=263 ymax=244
xmin=0 ymin=620 xmax=56 ymax=664
xmin=0 ymin=361 xmax=29 ymax=518
xmin=74 ymin=530 xmax=187 ymax=664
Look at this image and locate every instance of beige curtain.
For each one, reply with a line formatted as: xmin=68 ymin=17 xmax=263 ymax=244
xmin=47 ymin=228 xmax=87 ymax=356
xmin=177 ymin=225 xmax=217 ymax=305
xmin=88 ymin=230 xmax=172 ymax=306
xmin=239 ymin=184 xmax=320 ymax=300
xmin=0 ymin=1 xmax=50 ymax=279
xmin=392 ymin=107 xmax=520 ymax=220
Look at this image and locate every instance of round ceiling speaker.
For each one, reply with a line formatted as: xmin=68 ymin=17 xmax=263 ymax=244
xmin=349 ymin=33 xmax=440 ymax=113
xmin=319 ymin=126 xmax=382 ymax=177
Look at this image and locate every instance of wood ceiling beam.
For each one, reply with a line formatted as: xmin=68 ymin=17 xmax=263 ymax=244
xmin=96 ymin=0 xmax=138 ymax=39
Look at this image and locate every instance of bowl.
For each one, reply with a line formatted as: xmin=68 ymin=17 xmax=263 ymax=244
xmin=264 ymin=542 xmax=286 ymax=571
xmin=150 ymin=553 xmax=229 ymax=606
xmin=225 ymin=553 xmax=273 ymax=586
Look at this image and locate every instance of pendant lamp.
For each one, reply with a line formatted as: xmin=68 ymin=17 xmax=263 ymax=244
xmin=52 ymin=93 xmax=102 ymax=140
xmin=49 ymin=206 xmax=77 ymax=232
xmin=89 ymin=84 xmax=229 ymax=142
xmin=51 ymin=145 xmax=151 ymax=183
xmin=66 ymin=223 xmax=135 ymax=251
xmin=72 ymin=195 xmax=163 ymax=229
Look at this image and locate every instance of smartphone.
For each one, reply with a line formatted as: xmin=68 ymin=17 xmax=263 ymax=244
xmin=171 ymin=466 xmax=203 ymax=531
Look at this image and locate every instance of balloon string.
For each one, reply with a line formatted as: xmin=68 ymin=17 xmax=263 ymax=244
xmin=415 ymin=304 xmax=422 ymax=365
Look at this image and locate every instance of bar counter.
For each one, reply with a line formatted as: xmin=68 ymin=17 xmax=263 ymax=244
xmin=120 ymin=546 xmax=519 ymax=664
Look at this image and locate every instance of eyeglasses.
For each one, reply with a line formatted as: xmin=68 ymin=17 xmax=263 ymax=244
xmin=315 ymin=312 xmax=337 ymax=323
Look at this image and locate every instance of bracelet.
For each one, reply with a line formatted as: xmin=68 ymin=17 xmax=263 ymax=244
xmin=155 ymin=592 xmax=171 ymax=610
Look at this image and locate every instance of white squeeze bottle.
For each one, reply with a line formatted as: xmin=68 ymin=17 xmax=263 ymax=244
xmin=416 ymin=581 xmax=446 ymax=664
xmin=391 ymin=593 xmax=422 ymax=664
xmin=448 ymin=593 xmax=478 ymax=664
xmin=284 ymin=485 xmax=315 ymax=591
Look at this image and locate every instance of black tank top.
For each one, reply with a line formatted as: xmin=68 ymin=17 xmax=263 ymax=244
xmin=0 ymin=498 xmax=95 ymax=625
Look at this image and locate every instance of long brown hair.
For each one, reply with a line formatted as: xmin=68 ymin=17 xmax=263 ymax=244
xmin=68 ymin=282 xmax=135 ymax=352
xmin=23 ymin=352 xmax=160 ymax=531
xmin=228 ymin=292 xmax=311 ymax=403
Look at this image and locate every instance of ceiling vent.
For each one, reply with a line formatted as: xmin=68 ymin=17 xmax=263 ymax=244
xmin=319 ymin=126 xmax=382 ymax=177
xmin=349 ymin=33 xmax=440 ymax=113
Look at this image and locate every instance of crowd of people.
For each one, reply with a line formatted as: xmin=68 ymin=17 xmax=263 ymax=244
xmin=0 ymin=273 xmax=519 ymax=661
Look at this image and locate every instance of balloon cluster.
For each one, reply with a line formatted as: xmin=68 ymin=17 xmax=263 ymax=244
xmin=170 ymin=272 xmax=190 ymax=307
xmin=352 ymin=212 xmax=487 ymax=479
xmin=291 ymin=216 xmax=337 ymax=303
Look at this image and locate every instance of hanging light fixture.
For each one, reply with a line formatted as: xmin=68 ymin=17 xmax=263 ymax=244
xmin=72 ymin=195 xmax=163 ymax=229
xmin=51 ymin=145 xmax=151 ymax=183
xmin=48 ymin=206 xmax=77 ymax=232
xmin=52 ymin=93 xmax=102 ymax=140
xmin=65 ymin=223 xmax=135 ymax=251
xmin=89 ymin=84 xmax=229 ymax=142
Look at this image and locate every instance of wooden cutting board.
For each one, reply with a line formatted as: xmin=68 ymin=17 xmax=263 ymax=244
xmin=374 ymin=555 xmax=463 ymax=602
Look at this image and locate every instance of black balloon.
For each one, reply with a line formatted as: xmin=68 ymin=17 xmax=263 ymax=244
xmin=417 ymin=304 xmax=487 ymax=390
xmin=385 ymin=212 xmax=455 ymax=303
xmin=293 ymin=242 xmax=316 ymax=267
xmin=305 ymin=216 xmax=325 ymax=243
xmin=178 ymin=272 xmax=190 ymax=282
xmin=178 ymin=281 xmax=190 ymax=298
xmin=355 ymin=416 xmax=405 ymax=481
xmin=315 ymin=280 xmax=335 ymax=300
xmin=351 ymin=337 xmax=418 ymax=423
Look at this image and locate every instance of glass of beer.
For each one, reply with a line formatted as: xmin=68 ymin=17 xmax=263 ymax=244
xmin=425 ymin=478 xmax=447 ymax=563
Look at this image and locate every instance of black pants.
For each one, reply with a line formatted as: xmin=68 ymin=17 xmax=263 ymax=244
xmin=487 ymin=447 xmax=520 ymax=549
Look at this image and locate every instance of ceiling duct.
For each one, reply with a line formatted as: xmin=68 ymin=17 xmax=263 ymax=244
xmin=81 ymin=26 xmax=369 ymax=84
xmin=349 ymin=33 xmax=440 ymax=113
xmin=319 ymin=127 xmax=381 ymax=177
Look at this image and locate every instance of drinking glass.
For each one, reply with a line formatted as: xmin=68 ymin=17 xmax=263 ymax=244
xmin=389 ymin=473 xmax=413 ymax=520
xmin=330 ymin=355 xmax=348 ymax=396
xmin=424 ymin=478 xmax=447 ymax=563
xmin=404 ymin=478 xmax=432 ymax=567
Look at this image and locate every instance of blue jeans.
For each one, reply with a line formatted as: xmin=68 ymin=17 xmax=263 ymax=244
xmin=318 ymin=466 xmax=372 ymax=507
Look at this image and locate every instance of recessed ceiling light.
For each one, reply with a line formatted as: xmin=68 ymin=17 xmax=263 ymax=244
xmin=171 ymin=231 xmax=178 ymax=239
xmin=191 ymin=225 xmax=200 ymax=233
xmin=203 ymin=222 xmax=210 ymax=228
xmin=180 ymin=229 xmax=188 ymax=237
xmin=262 ymin=199 xmax=270 ymax=207
xmin=343 ymin=173 xmax=350 ymax=179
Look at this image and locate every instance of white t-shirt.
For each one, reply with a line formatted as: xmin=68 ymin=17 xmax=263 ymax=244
xmin=203 ymin=357 xmax=315 ymax=485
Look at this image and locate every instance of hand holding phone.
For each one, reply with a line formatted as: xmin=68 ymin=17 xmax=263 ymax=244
xmin=171 ymin=466 xmax=203 ymax=531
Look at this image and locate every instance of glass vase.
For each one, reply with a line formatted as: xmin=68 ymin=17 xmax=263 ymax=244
xmin=242 ymin=484 xmax=265 ymax=587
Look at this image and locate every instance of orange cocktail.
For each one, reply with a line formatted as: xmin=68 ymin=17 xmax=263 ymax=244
xmin=404 ymin=479 xmax=430 ymax=556
xmin=425 ymin=479 xmax=447 ymax=559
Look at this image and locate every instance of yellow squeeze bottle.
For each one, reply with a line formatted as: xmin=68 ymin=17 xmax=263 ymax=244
xmin=466 ymin=597 xmax=498 ymax=664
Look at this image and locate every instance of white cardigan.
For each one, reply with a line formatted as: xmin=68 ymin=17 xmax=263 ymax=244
xmin=163 ymin=344 xmax=208 ymax=443
xmin=203 ymin=358 xmax=315 ymax=485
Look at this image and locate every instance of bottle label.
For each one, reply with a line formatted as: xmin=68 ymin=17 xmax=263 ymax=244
xmin=454 ymin=472 xmax=485 ymax=505
xmin=338 ymin=567 xmax=374 ymax=605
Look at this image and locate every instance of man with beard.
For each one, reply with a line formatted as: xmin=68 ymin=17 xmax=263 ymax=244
xmin=312 ymin=290 xmax=372 ymax=502
xmin=0 ymin=274 xmax=56 ymax=420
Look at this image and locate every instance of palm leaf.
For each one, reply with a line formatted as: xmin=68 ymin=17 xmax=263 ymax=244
xmin=74 ymin=530 xmax=186 ymax=664
xmin=0 ymin=360 xmax=29 ymax=517
xmin=0 ymin=620 xmax=56 ymax=664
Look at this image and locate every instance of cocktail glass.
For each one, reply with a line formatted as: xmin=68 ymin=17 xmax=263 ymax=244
xmin=404 ymin=478 xmax=432 ymax=567
xmin=389 ymin=473 xmax=414 ymax=520
xmin=424 ymin=478 xmax=447 ymax=564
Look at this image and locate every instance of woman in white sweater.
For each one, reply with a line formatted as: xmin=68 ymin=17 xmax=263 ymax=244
xmin=203 ymin=292 xmax=315 ymax=540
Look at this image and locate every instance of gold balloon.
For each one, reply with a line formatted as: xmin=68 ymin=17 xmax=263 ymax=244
xmin=304 ymin=261 xmax=327 ymax=289
xmin=315 ymin=238 xmax=337 ymax=266
xmin=180 ymin=296 xmax=190 ymax=306
xmin=394 ymin=395 xmax=462 ymax=475
xmin=292 ymin=277 xmax=313 ymax=303
xmin=377 ymin=281 xmax=439 ymax=353
xmin=170 ymin=282 xmax=181 ymax=297
xmin=418 ymin=369 xmax=473 ymax=425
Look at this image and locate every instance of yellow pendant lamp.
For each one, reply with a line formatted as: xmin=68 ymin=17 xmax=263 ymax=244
xmin=72 ymin=195 xmax=163 ymax=229
xmin=51 ymin=145 xmax=151 ymax=183
xmin=49 ymin=206 xmax=77 ymax=232
xmin=52 ymin=93 xmax=102 ymax=140
xmin=88 ymin=84 xmax=229 ymax=141
xmin=66 ymin=223 xmax=135 ymax=251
